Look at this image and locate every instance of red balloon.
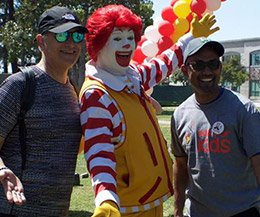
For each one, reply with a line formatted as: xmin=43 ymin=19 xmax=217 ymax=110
xmin=191 ymin=0 xmax=206 ymax=15
xmin=157 ymin=37 xmax=173 ymax=54
xmin=186 ymin=13 xmax=193 ymax=23
xmin=161 ymin=6 xmax=178 ymax=23
xmin=158 ymin=20 xmax=174 ymax=37
xmin=186 ymin=13 xmax=202 ymax=25
xmin=132 ymin=46 xmax=147 ymax=64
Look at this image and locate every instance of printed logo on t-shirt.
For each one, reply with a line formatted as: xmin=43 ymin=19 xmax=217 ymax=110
xmin=211 ymin=121 xmax=224 ymax=135
xmin=185 ymin=134 xmax=191 ymax=144
xmin=197 ymin=128 xmax=231 ymax=154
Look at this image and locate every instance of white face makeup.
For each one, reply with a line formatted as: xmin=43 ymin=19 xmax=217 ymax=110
xmin=96 ymin=27 xmax=136 ymax=75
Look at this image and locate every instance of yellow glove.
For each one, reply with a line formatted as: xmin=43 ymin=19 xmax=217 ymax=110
xmin=92 ymin=201 xmax=121 ymax=217
xmin=190 ymin=13 xmax=220 ymax=38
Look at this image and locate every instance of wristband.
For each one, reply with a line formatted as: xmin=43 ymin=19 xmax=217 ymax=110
xmin=0 ymin=167 xmax=9 ymax=171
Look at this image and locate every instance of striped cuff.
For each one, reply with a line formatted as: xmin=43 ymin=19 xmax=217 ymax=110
xmin=95 ymin=190 xmax=120 ymax=208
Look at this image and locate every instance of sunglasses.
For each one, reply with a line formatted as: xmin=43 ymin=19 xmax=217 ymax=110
xmin=186 ymin=59 xmax=221 ymax=71
xmin=55 ymin=31 xmax=84 ymax=43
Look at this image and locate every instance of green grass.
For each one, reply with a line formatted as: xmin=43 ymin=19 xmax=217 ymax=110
xmin=70 ymin=106 xmax=260 ymax=216
xmin=69 ymin=154 xmax=93 ymax=217
xmin=69 ymin=108 xmax=174 ymax=217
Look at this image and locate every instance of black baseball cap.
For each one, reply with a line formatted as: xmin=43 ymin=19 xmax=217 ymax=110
xmin=38 ymin=5 xmax=88 ymax=34
xmin=183 ymin=37 xmax=224 ymax=64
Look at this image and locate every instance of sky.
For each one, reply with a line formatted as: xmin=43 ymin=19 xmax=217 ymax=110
xmin=152 ymin=0 xmax=260 ymax=42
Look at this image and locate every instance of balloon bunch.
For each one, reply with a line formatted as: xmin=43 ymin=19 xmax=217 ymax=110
xmin=132 ymin=0 xmax=226 ymax=64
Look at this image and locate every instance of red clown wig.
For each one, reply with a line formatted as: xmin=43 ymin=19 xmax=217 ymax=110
xmin=86 ymin=4 xmax=143 ymax=61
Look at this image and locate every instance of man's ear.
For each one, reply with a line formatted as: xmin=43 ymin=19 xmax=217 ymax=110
xmin=35 ymin=34 xmax=45 ymax=51
xmin=219 ymin=62 xmax=222 ymax=71
xmin=180 ymin=64 xmax=189 ymax=77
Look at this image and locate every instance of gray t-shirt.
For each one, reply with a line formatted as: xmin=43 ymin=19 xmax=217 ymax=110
xmin=171 ymin=88 xmax=260 ymax=217
xmin=0 ymin=66 xmax=81 ymax=217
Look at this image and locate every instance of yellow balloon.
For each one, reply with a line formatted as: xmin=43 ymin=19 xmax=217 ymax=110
xmin=174 ymin=18 xmax=189 ymax=35
xmin=183 ymin=0 xmax=192 ymax=4
xmin=173 ymin=0 xmax=191 ymax=18
xmin=171 ymin=32 xmax=182 ymax=43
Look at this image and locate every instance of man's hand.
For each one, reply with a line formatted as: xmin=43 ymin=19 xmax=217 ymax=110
xmin=0 ymin=167 xmax=26 ymax=205
xmin=92 ymin=201 xmax=121 ymax=217
xmin=190 ymin=13 xmax=220 ymax=38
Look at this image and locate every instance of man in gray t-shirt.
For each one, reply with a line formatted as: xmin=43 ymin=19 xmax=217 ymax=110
xmin=171 ymin=37 xmax=260 ymax=217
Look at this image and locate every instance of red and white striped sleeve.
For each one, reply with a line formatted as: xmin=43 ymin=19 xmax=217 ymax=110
xmin=132 ymin=33 xmax=193 ymax=91
xmin=80 ymin=87 xmax=121 ymax=207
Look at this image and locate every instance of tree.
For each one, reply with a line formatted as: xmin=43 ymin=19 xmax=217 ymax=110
xmin=0 ymin=0 xmax=153 ymax=87
xmin=0 ymin=1 xmax=154 ymax=62
xmin=170 ymin=57 xmax=249 ymax=89
xmin=68 ymin=0 xmax=154 ymax=87
xmin=171 ymin=69 xmax=189 ymax=86
xmin=0 ymin=0 xmax=19 ymax=73
xmin=220 ymin=56 xmax=249 ymax=90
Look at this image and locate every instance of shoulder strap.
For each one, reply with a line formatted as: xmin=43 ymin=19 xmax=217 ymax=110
xmin=19 ymin=66 xmax=36 ymax=170
xmin=20 ymin=67 xmax=36 ymax=114
xmin=69 ymin=77 xmax=79 ymax=97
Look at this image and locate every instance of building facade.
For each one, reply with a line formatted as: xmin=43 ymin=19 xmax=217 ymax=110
xmin=221 ymin=38 xmax=260 ymax=103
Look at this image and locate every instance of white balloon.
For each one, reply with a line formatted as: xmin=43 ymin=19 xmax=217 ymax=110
xmin=205 ymin=0 xmax=221 ymax=11
xmin=202 ymin=9 xmax=214 ymax=16
xmin=144 ymin=25 xmax=162 ymax=43
xmin=141 ymin=40 xmax=159 ymax=57
xmin=153 ymin=16 xmax=163 ymax=26
xmin=144 ymin=56 xmax=152 ymax=63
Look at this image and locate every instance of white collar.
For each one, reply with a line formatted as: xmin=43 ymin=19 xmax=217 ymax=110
xmin=85 ymin=60 xmax=141 ymax=93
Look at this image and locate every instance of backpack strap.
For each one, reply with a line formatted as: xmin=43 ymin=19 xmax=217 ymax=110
xmin=69 ymin=77 xmax=79 ymax=97
xmin=19 ymin=67 xmax=36 ymax=170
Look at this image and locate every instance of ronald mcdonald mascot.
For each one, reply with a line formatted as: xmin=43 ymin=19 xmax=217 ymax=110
xmin=80 ymin=4 xmax=219 ymax=217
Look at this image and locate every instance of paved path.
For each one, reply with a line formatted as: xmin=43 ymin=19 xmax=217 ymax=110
xmin=254 ymin=102 xmax=260 ymax=107
xmin=158 ymin=120 xmax=170 ymax=125
xmin=158 ymin=101 xmax=260 ymax=126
